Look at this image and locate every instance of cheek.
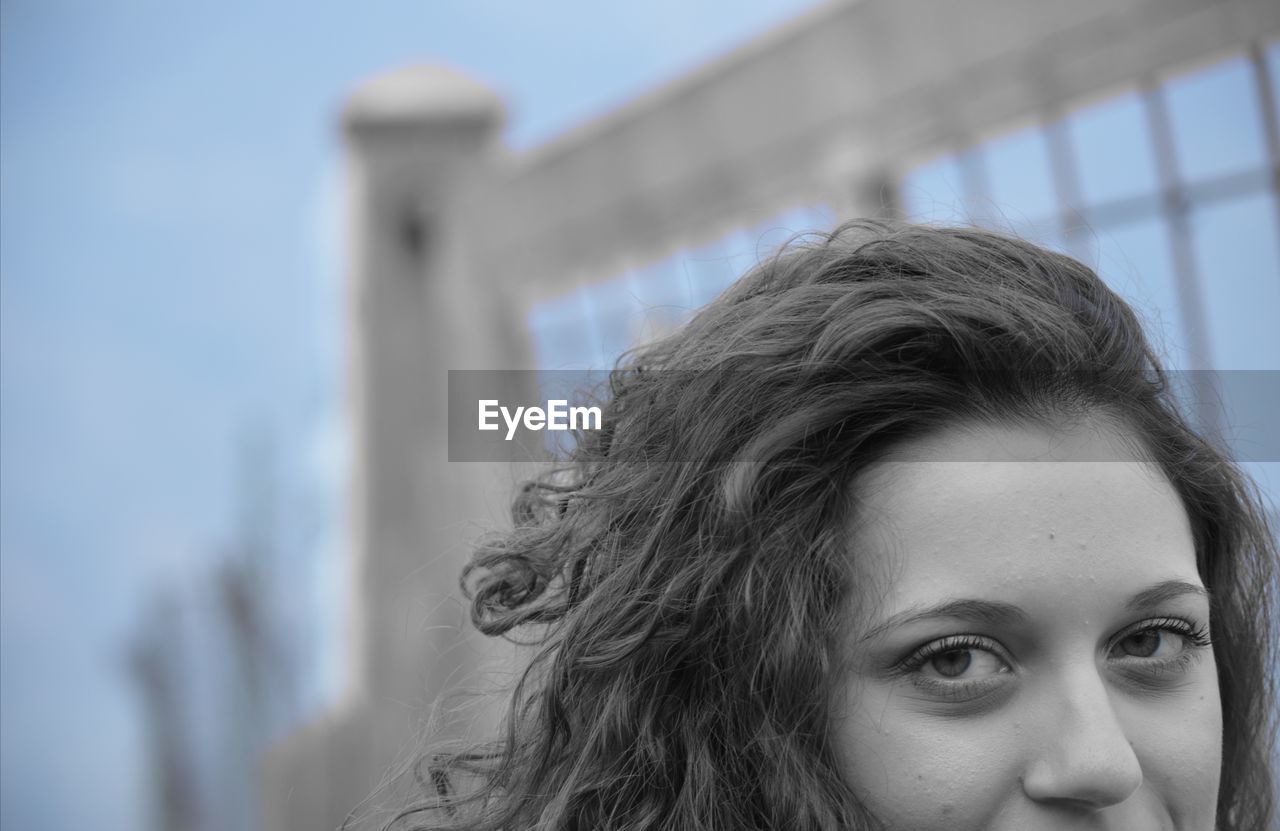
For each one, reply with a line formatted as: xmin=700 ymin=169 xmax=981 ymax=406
xmin=834 ymin=684 xmax=1023 ymax=831
xmin=1127 ymin=666 xmax=1223 ymax=826
xmin=833 ymin=671 xmax=1223 ymax=830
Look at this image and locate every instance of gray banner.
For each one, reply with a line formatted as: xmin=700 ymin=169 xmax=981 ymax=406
xmin=446 ymin=369 xmax=1280 ymax=463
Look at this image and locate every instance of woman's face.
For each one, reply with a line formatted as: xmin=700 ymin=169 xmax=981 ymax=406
xmin=836 ymin=420 xmax=1221 ymax=831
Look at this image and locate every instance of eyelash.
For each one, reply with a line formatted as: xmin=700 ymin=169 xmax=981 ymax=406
xmin=900 ymin=634 xmax=1007 ymax=674
xmin=896 ymin=617 xmax=1213 ymax=700
xmin=1111 ymin=616 xmax=1211 ymax=649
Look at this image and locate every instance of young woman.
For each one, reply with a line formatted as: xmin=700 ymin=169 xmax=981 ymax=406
xmin=396 ymin=221 xmax=1276 ymax=830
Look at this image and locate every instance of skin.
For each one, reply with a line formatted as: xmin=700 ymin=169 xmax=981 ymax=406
xmin=836 ymin=419 xmax=1222 ymax=831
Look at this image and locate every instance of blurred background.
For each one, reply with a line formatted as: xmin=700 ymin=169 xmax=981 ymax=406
xmin=1 ymin=1 xmax=1277 ymax=830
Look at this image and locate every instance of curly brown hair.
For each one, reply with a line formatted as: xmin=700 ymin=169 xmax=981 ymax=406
xmin=389 ymin=220 xmax=1276 ymax=830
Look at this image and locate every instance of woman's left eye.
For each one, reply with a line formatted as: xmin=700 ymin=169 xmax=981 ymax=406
xmin=1108 ymin=618 xmax=1211 ymax=667
xmin=1114 ymin=629 xmax=1180 ymax=658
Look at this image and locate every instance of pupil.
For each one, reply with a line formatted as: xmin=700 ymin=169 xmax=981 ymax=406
xmin=1124 ymin=631 xmax=1161 ymax=657
xmin=933 ymin=649 xmax=972 ymax=677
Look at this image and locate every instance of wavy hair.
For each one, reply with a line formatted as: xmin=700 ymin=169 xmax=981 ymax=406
xmin=389 ymin=220 xmax=1276 ymax=830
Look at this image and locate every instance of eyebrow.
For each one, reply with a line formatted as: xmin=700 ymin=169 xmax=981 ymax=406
xmin=859 ymin=579 xmax=1211 ymax=642
xmin=1125 ymin=579 xmax=1211 ymax=612
xmin=859 ymin=599 xmax=1029 ymax=642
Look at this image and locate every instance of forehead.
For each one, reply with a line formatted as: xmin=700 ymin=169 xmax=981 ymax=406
xmin=849 ymin=421 xmax=1200 ymax=613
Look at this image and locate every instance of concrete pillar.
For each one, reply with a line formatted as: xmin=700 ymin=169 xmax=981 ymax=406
xmin=264 ymin=64 xmax=521 ymax=831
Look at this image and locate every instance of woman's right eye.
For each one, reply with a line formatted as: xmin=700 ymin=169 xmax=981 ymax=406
xmin=899 ymin=635 xmax=1014 ymax=702
xmin=919 ymin=645 xmax=1008 ymax=680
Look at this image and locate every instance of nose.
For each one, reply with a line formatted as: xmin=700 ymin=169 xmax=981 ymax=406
xmin=1021 ymin=669 xmax=1144 ymax=809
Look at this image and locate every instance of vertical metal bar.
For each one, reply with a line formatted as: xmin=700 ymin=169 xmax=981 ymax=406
xmin=1044 ymin=111 xmax=1092 ymax=263
xmin=1142 ymin=77 xmax=1220 ymax=432
xmin=850 ymin=169 xmax=901 ymax=221
xmin=959 ymin=144 xmax=994 ymax=228
xmin=1246 ymin=40 xmax=1280 ymax=246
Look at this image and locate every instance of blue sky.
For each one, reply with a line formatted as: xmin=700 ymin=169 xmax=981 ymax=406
xmin=0 ymin=2 xmax=822 ymax=829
